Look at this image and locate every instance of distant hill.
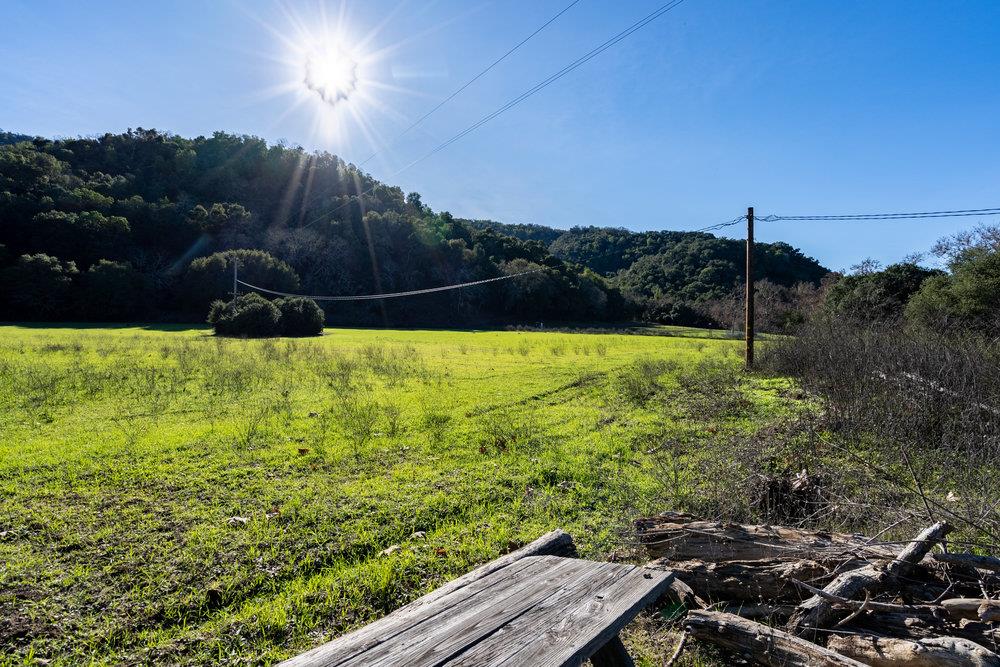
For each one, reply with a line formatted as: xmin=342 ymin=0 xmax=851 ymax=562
xmin=467 ymin=220 xmax=829 ymax=306
xmin=0 ymin=130 xmax=34 ymax=146
xmin=464 ymin=219 xmax=564 ymax=245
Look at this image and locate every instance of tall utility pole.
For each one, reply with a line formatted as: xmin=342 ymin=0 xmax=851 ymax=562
xmin=745 ymin=206 xmax=755 ymax=368
xmin=233 ymin=261 xmax=239 ymax=298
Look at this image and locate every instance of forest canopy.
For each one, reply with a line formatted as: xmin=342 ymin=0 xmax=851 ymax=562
xmin=0 ymin=129 xmax=828 ymax=327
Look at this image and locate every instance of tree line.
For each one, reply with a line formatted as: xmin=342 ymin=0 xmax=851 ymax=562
xmin=0 ymin=129 xmax=627 ymax=326
xmin=469 ymin=221 xmax=830 ymax=328
xmin=1 ymin=128 xmax=841 ymax=329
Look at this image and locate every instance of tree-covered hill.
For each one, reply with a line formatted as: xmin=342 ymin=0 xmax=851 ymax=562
xmin=0 ymin=129 xmax=827 ymax=327
xmin=468 ymin=221 xmax=829 ymax=317
xmin=0 ymin=129 xmax=624 ymax=325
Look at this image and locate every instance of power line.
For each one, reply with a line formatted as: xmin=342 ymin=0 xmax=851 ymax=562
xmin=299 ymin=0 xmax=688 ymax=230
xmin=236 ymin=269 xmax=543 ymax=302
xmin=356 ymin=0 xmax=583 ymax=168
xmin=691 ymin=215 xmax=746 ymax=232
xmin=392 ymin=0 xmax=687 ymax=174
xmin=757 ymin=207 xmax=1000 ymax=222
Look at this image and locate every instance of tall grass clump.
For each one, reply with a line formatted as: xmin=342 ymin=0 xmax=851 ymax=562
xmin=612 ymin=358 xmax=674 ymax=407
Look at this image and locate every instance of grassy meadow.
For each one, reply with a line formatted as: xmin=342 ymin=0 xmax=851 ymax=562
xmin=0 ymin=324 xmax=804 ymax=665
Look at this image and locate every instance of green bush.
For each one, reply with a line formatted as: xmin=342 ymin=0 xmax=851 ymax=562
xmin=182 ymin=249 xmax=300 ymax=315
xmin=208 ymin=293 xmax=281 ymax=337
xmin=275 ymin=296 xmax=324 ymax=336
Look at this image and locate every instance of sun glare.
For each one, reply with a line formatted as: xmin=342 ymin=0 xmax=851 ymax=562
xmin=246 ymin=2 xmax=432 ymax=159
xmin=303 ymin=46 xmax=359 ymax=106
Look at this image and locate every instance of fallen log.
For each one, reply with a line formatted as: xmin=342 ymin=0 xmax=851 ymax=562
xmin=791 ymin=577 xmax=938 ymax=615
xmin=786 ymin=522 xmax=952 ymax=637
xmin=941 ymin=599 xmax=1000 ymax=623
xmin=848 ymin=611 xmax=1000 ymax=652
xmin=718 ymin=603 xmax=796 ymax=621
xmin=647 ymin=557 xmax=833 ymax=601
xmin=636 ymin=516 xmax=895 ymax=563
xmin=828 ymin=634 xmax=1000 ymax=667
xmin=685 ymin=610 xmax=866 ymax=666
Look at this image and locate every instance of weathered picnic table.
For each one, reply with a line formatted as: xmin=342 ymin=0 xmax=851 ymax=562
xmin=279 ymin=530 xmax=673 ymax=667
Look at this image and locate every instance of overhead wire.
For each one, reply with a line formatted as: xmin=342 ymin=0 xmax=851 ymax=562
xmin=356 ymin=0 xmax=583 ymax=168
xmin=236 ymin=268 xmax=543 ymax=301
xmin=298 ymin=0 xmax=689 ymax=230
xmin=757 ymin=207 xmax=1000 ymax=222
xmin=389 ymin=0 xmax=688 ymax=174
xmin=691 ymin=215 xmax=746 ymax=232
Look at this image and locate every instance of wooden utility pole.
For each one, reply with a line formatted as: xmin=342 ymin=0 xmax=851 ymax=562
xmin=233 ymin=260 xmax=239 ymax=298
xmin=745 ymin=206 xmax=754 ymax=368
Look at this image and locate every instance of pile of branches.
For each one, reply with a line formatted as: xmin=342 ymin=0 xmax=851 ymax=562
xmin=638 ymin=512 xmax=1000 ymax=666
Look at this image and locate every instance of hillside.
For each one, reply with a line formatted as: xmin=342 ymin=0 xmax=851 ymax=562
xmin=468 ymin=221 xmax=830 ymax=317
xmin=0 ymin=130 xmax=624 ymax=325
xmin=0 ymin=129 xmax=826 ymax=327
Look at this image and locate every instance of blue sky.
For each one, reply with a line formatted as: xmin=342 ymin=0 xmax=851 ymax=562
xmin=2 ymin=0 xmax=998 ymax=271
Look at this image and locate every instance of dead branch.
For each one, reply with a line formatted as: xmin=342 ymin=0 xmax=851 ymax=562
xmin=685 ymin=610 xmax=866 ymax=666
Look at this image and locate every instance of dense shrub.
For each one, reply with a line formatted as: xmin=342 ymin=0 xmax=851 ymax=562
xmin=824 ymin=262 xmax=943 ymax=322
xmin=275 ymin=296 xmax=325 ymax=336
xmin=760 ymin=318 xmax=1000 ymax=532
xmin=1 ymin=253 xmax=78 ymax=320
xmin=641 ymin=296 xmax=711 ymax=327
xmin=208 ymin=293 xmax=281 ymax=337
xmin=907 ymin=245 xmax=1000 ymax=330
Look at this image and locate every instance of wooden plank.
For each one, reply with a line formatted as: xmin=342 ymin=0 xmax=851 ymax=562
xmin=360 ymin=557 xmax=598 ymax=667
xmin=283 ymin=557 xmax=542 ymax=666
xmin=442 ymin=559 xmax=639 ymax=666
xmin=487 ymin=564 xmax=672 ymax=667
xmin=280 ymin=530 xmax=574 ymax=667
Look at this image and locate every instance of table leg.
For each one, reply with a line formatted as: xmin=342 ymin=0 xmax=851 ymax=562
xmin=589 ymin=635 xmax=635 ymax=667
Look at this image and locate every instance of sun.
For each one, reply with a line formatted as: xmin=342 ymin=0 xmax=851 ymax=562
xmin=303 ymin=46 xmax=359 ymax=107
xmin=247 ymin=2 xmax=428 ymax=157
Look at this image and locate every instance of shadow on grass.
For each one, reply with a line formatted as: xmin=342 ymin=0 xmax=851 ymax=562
xmin=0 ymin=321 xmax=211 ymax=333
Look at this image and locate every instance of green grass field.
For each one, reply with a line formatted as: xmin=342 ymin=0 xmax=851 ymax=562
xmin=0 ymin=324 xmax=799 ymax=665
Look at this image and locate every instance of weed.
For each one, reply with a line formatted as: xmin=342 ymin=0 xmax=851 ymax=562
xmin=420 ymin=409 xmax=451 ymax=446
xmin=332 ymin=391 xmax=379 ymax=459
xmin=612 ymin=358 xmax=672 ymax=407
xmin=477 ymin=408 xmax=542 ymax=455
xmin=235 ymin=399 xmax=273 ymax=449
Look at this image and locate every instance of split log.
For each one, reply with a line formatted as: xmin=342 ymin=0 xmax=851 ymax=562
xmin=684 ymin=610 xmax=866 ymax=666
xmin=935 ymin=553 xmax=1000 ymax=574
xmin=941 ymin=599 xmax=1000 ymax=623
xmin=847 ymin=610 xmax=1000 ymax=651
xmin=828 ymin=634 xmax=1000 ymax=667
xmin=648 ymin=557 xmax=834 ymax=601
xmin=786 ymin=522 xmax=952 ymax=637
xmin=636 ymin=516 xmax=896 ymax=563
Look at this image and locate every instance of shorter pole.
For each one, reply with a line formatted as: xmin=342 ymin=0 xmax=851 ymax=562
xmin=233 ymin=261 xmax=239 ymax=298
xmin=745 ymin=206 xmax=754 ymax=368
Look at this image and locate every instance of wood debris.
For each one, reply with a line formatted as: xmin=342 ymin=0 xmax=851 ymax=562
xmin=637 ymin=513 xmax=1000 ymax=665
